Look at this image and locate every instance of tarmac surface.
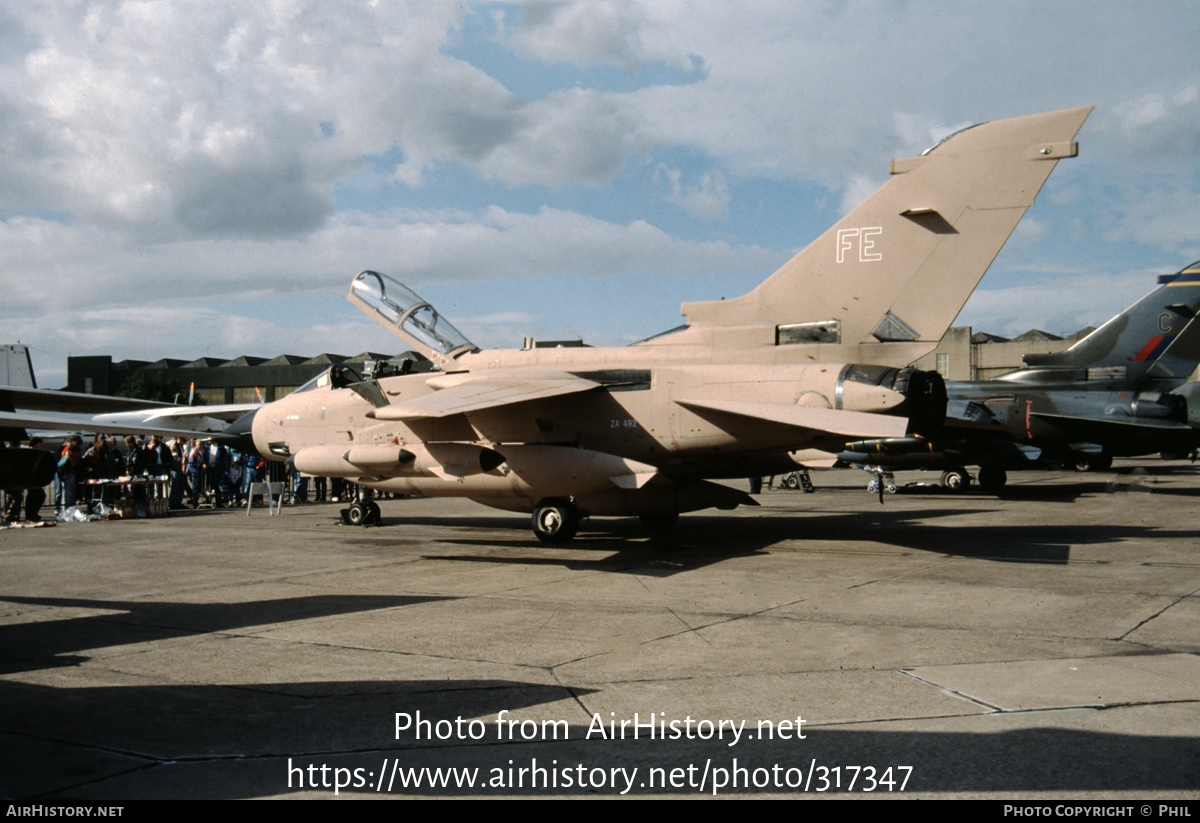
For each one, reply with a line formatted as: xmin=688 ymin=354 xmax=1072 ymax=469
xmin=2 ymin=462 xmax=1199 ymax=799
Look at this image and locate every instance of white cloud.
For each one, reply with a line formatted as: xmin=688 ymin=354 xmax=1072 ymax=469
xmin=1114 ymin=94 xmax=1171 ymax=130
xmin=0 ymin=206 xmax=780 ymax=380
xmin=654 ymin=164 xmax=729 ymax=218
xmin=1101 ymin=182 xmax=1200 ymax=256
xmin=5 ymin=2 xmax=1198 ymax=232
xmin=0 ymin=2 xmax=528 ymax=238
xmin=957 ymin=268 xmax=1168 ymax=339
xmin=472 ymin=88 xmax=646 ymax=186
xmin=500 ymin=0 xmax=693 ymax=70
xmin=837 ymin=175 xmax=883 ymax=217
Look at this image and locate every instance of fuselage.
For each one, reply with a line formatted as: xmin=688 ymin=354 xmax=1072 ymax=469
xmin=248 ymin=354 xmax=910 ymax=512
xmin=946 ymin=371 xmax=1193 ymax=453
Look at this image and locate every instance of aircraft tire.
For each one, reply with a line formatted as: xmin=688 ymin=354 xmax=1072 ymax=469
xmin=1074 ymin=454 xmax=1112 ymax=472
xmin=532 ymin=498 xmax=580 ymax=543
xmin=366 ymin=500 xmax=382 ymax=524
xmin=783 ymin=475 xmax=799 ymax=489
xmin=347 ymin=502 xmax=368 ymax=526
xmin=978 ymin=465 xmax=1007 ymax=494
xmin=941 ymin=468 xmax=970 ymax=493
xmin=639 ymin=511 xmax=679 ymax=531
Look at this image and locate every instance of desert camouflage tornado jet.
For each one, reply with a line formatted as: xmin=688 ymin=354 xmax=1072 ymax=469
xmin=231 ymin=106 xmax=1091 ymax=540
xmin=838 ymin=260 xmax=1200 ymax=493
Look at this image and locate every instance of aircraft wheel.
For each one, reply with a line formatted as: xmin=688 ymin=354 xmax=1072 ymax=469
xmin=639 ymin=511 xmax=679 ymax=531
xmin=346 ymin=501 xmax=368 ymax=526
xmin=532 ymin=498 xmax=580 ymax=543
xmin=941 ymin=468 xmax=970 ymax=493
xmin=1074 ymin=454 xmax=1112 ymax=472
xmin=366 ymin=500 xmax=382 ymax=524
xmin=783 ymin=475 xmax=799 ymax=489
xmin=977 ymin=465 xmax=1007 ymax=494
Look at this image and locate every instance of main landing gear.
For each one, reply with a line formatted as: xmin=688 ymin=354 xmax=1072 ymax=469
xmin=532 ymin=497 xmax=581 ymax=543
xmin=941 ymin=465 xmax=1007 ymax=494
xmin=530 ymin=498 xmax=681 ymax=542
xmin=1073 ymin=453 xmax=1112 ymax=472
xmin=940 ymin=467 xmax=970 ymax=492
xmin=976 ymin=465 xmax=1007 ymax=494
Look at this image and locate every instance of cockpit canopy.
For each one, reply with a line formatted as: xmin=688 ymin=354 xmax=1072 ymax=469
xmin=292 ymin=363 xmax=363 ymax=394
xmin=348 ymin=270 xmax=477 ymax=365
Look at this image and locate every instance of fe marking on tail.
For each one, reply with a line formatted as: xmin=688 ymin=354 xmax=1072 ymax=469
xmin=836 ymin=228 xmax=883 ymax=263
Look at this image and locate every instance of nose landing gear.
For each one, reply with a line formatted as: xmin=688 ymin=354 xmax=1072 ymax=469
xmin=342 ymin=498 xmax=381 ymax=526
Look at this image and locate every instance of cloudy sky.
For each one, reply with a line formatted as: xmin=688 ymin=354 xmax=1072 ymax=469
xmin=3 ymin=1 xmax=1199 ymax=387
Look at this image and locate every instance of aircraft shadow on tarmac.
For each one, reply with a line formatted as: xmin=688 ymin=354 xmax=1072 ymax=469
xmin=2 ymin=679 xmax=1195 ymax=798
xmin=408 ymin=502 xmax=1200 ymax=569
xmin=883 ymin=466 xmax=1200 ymax=501
xmin=334 ymin=469 xmax=1200 ymax=569
xmin=0 ymin=593 xmax=452 ymax=674
xmin=0 ymin=676 xmax=586 ymax=800
xmin=994 ymin=479 xmax=1200 ymax=501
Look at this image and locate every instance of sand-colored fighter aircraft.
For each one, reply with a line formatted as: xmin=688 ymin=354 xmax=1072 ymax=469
xmin=235 ymin=106 xmax=1091 ymax=540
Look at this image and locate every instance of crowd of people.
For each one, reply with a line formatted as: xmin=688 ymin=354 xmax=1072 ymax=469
xmin=4 ymin=433 xmax=361 ymax=523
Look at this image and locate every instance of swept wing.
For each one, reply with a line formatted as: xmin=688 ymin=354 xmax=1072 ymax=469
xmin=0 ymin=385 xmax=258 ymax=438
xmin=369 ymin=371 xmax=601 ymax=420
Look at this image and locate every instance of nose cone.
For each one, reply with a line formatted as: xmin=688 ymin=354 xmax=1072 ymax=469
xmin=225 ymin=408 xmax=260 ymax=456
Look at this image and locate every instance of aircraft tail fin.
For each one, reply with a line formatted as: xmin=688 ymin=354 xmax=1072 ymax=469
xmin=671 ymin=106 xmax=1092 ymax=364
xmin=0 ymin=344 xmax=36 ymax=441
xmin=1 ymin=344 xmax=36 ymax=389
xmin=1023 ymin=261 xmax=1200 ymax=379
